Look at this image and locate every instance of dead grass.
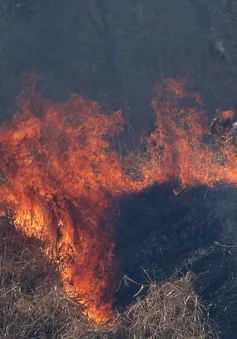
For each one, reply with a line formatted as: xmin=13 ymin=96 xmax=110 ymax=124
xmin=0 ymin=218 xmax=112 ymax=339
xmin=118 ymin=272 xmax=219 ymax=339
xmin=0 ymin=218 xmax=219 ymax=338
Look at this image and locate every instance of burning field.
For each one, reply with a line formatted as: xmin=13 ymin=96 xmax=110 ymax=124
xmin=2 ymin=1 xmax=237 ymax=338
xmin=0 ymin=74 xmax=237 ymax=338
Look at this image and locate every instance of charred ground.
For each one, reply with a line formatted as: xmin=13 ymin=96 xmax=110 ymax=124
xmin=116 ymin=184 xmax=237 ymax=338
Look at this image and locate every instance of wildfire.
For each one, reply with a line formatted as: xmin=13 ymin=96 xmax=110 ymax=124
xmin=0 ymin=77 xmax=143 ymax=323
xmin=142 ymin=78 xmax=237 ymax=188
xmin=0 ymin=76 xmax=237 ymax=323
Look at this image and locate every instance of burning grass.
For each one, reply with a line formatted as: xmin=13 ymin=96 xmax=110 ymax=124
xmin=1 ymin=76 xmax=237 ymax=323
xmin=0 ymin=218 xmax=218 ymax=339
xmin=0 ymin=217 xmax=113 ymax=338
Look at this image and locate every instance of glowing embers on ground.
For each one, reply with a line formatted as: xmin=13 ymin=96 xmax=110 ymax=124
xmin=0 ymin=77 xmax=237 ymax=323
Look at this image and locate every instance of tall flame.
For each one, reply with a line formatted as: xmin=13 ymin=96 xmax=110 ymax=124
xmin=0 ymin=78 xmax=143 ymax=323
xmin=0 ymin=76 xmax=237 ymax=323
xmin=142 ymin=78 xmax=237 ymax=189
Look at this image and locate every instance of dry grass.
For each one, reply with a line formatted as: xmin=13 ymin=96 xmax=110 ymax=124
xmin=0 ymin=218 xmax=112 ymax=339
xmin=0 ymin=218 xmax=219 ymax=339
xmin=118 ymin=272 xmax=219 ymax=339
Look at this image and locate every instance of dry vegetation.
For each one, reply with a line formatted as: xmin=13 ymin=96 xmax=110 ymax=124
xmin=0 ymin=218 xmax=218 ymax=339
xmin=119 ymin=273 xmax=219 ymax=339
xmin=0 ymin=218 xmax=112 ymax=339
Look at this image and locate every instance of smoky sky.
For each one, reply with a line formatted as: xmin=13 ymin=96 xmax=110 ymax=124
xmin=0 ymin=0 xmax=236 ymax=129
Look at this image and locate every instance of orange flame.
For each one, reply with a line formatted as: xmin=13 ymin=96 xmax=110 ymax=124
xmin=142 ymin=78 xmax=237 ymax=188
xmin=0 ymin=79 xmax=143 ymax=323
xmin=0 ymin=76 xmax=237 ymax=323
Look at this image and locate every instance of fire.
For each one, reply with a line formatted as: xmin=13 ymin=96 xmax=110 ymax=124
xmin=142 ymin=78 xmax=237 ymax=188
xmin=0 ymin=76 xmax=237 ymax=323
xmin=0 ymin=77 xmax=143 ymax=323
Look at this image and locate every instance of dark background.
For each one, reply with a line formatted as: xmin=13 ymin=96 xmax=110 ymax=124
xmin=2 ymin=0 xmax=237 ymax=128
